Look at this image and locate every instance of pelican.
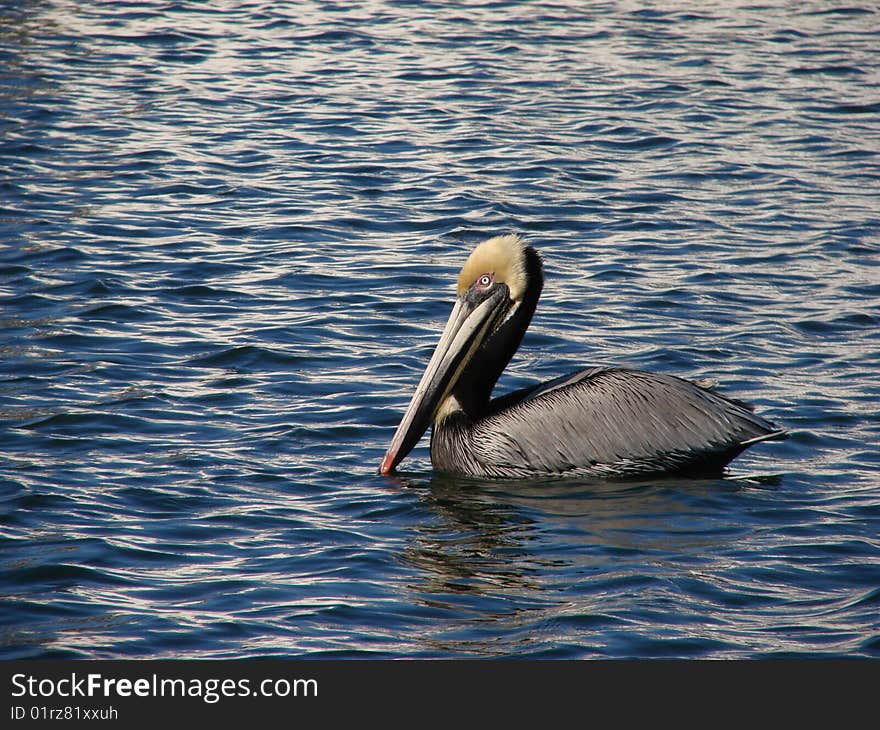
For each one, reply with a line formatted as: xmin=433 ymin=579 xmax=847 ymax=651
xmin=380 ymin=234 xmax=786 ymax=479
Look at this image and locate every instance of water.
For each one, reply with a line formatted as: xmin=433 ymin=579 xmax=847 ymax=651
xmin=1 ymin=0 xmax=878 ymax=659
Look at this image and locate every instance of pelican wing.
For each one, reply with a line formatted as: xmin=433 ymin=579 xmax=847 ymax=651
xmin=472 ymin=367 xmax=785 ymax=477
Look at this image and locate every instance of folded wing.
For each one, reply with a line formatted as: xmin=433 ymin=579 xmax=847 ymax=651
xmin=473 ymin=367 xmax=786 ymax=477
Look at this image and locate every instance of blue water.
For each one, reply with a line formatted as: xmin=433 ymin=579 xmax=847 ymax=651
xmin=2 ymin=1 xmax=879 ymax=659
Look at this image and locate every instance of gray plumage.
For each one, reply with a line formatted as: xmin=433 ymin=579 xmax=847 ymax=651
xmin=431 ymin=366 xmax=786 ymax=479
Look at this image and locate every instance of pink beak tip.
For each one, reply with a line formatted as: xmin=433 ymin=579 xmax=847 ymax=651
xmin=379 ymin=452 xmax=396 ymax=475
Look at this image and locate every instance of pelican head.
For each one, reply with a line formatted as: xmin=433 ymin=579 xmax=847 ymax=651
xmin=380 ymin=234 xmax=543 ymax=474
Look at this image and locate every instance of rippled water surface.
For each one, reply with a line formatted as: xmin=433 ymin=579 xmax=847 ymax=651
xmin=2 ymin=1 xmax=879 ymax=659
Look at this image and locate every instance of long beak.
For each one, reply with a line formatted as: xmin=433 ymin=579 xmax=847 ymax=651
xmin=380 ymin=288 xmax=507 ymax=474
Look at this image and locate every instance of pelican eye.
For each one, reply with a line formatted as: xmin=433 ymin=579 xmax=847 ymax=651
xmin=476 ymin=274 xmax=493 ymax=288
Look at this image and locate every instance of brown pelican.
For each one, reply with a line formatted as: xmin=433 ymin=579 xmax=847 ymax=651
xmin=380 ymin=234 xmax=786 ymax=479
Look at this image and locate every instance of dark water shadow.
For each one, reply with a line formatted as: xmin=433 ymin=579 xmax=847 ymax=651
xmin=390 ymin=470 xmax=778 ymax=599
xmin=374 ymin=470 xmax=789 ymax=656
